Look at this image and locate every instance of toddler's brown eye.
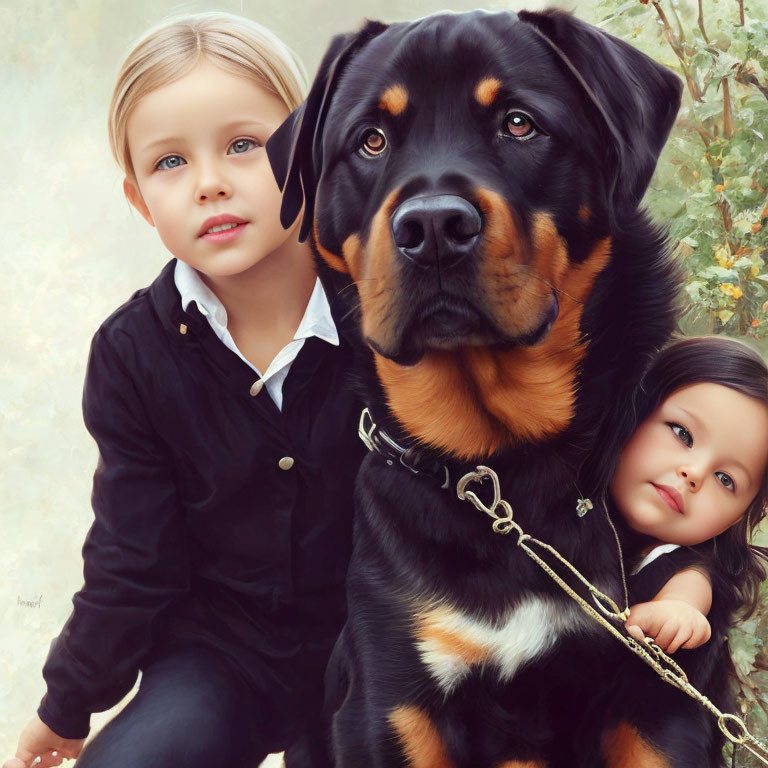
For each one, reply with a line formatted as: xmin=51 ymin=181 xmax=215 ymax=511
xmin=360 ymin=128 xmax=388 ymax=157
xmin=504 ymin=111 xmax=537 ymax=140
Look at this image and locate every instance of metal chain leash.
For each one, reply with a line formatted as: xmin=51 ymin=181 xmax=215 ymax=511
xmin=456 ymin=465 xmax=768 ymax=766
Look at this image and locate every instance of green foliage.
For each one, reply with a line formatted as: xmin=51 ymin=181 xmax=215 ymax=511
xmin=727 ymin=522 xmax=768 ymax=767
xmin=582 ymin=2 xmax=768 ymax=762
xmin=590 ymin=0 xmax=768 ymax=339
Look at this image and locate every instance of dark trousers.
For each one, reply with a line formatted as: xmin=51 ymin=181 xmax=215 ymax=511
xmin=74 ymin=646 xmax=303 ymax=768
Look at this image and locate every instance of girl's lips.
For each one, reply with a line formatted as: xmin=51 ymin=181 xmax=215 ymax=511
xmin=652 ymin=483 xmax=684 ymax=514
xmin=200 ymin=222 xmax=248 ymax=243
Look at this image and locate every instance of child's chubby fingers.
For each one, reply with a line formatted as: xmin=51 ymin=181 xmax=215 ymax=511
xmin=626 ymin=623 xmax=646 ymax=644
xmin=5 ymin=717 xmax=84 ymax=768
xmin=3 ymin=758 xmax=30 ymax=768
xmin=37 ymin=744 xmax=82 ymax=767
xmin=3 ymin=744 xmax=39 ymax=768
xmin=681 ymin=616 xmax=712 ymax=650
xmin=36 ymin=750 xmax=68 ymax=768
xmin=1 ymin=752 xmax=63 ymax=768
xmin=650 ymin=619 xmax=682 ymax=652
xmin=625 ymin=603 xmax=662 ymax=640
xmin=665 ymin=625 xmax=693 ymax=655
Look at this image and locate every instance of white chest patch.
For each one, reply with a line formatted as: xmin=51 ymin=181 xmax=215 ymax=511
xmin=414 ymin=596 xmax=592 ymax=693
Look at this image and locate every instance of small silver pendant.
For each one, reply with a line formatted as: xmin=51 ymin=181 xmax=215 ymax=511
xmin=576 ymin=497 xmax=593 ymax=518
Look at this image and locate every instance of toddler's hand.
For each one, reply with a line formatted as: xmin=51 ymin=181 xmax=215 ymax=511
xmin=625 ymin=598 xmax=711 ymax=653
xmin=3 ymin=715 xmax=84 ymax=768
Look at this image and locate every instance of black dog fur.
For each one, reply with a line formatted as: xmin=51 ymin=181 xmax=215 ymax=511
xmin=269 ymin=9 xmax=729 ymax=767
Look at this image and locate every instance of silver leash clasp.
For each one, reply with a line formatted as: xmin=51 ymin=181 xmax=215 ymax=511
xmin=457 ymin=466 xmax=517 ymax=535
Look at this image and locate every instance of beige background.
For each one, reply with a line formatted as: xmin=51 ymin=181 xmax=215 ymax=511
xmin=1 ymin=0 xmax=603 ymax=759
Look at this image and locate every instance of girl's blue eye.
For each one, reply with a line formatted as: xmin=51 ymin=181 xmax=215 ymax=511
xmin=715 ymin=471 xmax=735 ymax=492
xmin=229 ymin=138 xmax=258 ymax=154
xmin=156 ymin=155 xmax=185 ymax=171
xmin=668 ymin=422 xmax=693 ymax=447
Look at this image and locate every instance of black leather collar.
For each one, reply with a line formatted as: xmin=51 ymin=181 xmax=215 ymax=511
xmin=358 ymin=408 xmax=452 ymax=489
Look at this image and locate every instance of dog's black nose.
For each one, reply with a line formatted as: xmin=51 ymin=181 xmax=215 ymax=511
xmin=391 ymin=195 xmax=481 ymax=269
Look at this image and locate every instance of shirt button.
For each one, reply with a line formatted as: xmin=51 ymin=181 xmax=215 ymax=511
xmin=278 ymin=456 xmax=294 ymax=471
xmin=249 ymin=380 xmax=264 ymax=397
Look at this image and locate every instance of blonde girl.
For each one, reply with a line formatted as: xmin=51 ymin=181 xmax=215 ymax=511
xmin=5 ymin=13 xmax=361 ymax=768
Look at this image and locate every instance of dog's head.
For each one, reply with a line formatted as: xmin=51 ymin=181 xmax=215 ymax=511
xmin=269 ymin=10 xmax=682 ymax=459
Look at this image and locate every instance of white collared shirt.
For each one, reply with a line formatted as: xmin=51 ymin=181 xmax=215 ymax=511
xmin=631 ymin=543 xmax=681 ymax=576
xmin=174 ymin=260 xmax=339 ymax=410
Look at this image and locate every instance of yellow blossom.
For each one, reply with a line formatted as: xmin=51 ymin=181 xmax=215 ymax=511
xmin=714 ymin=245 xmax=733 ymax=269
xmin=719 ymin=283 xmax=743 ymax=299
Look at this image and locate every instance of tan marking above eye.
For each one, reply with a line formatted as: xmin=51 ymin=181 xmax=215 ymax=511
xmin=378 ymin=84 xmax=408 ymax=116
xmin=475 ymin=77 xmax=502 ymax=107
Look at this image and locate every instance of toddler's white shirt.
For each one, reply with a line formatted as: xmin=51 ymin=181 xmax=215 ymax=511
xmin=631 ymin=543 xmax=681 ymax=576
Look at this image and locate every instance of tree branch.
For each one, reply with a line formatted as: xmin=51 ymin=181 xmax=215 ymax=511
xmin=648 ymin=1 xmax=734 ymax=238
xmin=722 ymin=77 xmax=735 ymax=137
xmin=678 ymin=115 xmax=713 ymax=145
xmin=737 ymin=0 xmax=745 ymax=26
xmin=669 ymin=0 xmax=686 ymax=42
xmin=652 ymin=2 xmax=703 ymax=101
xmin=718 ymin=199 xmax=734 ymax=233
xmin=698 ymin=0 xmax=710 ymax=43
xmin=735 ymin=67 xmax=768 ymax=104
xmin=697 ymin=127 xmax=713 ymax=146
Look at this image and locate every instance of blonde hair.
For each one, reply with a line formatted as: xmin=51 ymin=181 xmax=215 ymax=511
xmin=108 ymin=12 xmax=307 ymax=176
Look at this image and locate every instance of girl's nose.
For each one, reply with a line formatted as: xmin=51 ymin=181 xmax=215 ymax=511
xmin=677 ymin=465 xmax=701 ymax=491
xmin=195 ymin=163 xmax=233 ymax=203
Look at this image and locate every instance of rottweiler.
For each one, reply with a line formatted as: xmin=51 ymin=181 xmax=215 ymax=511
xmin=269 ymin=9 xmax=728 ymax=767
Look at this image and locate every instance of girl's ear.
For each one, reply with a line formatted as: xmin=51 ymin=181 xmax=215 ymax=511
xmin=123 ymin=178 xmax=155 ymax=226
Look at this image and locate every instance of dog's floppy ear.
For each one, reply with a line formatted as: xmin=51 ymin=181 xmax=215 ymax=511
xmin=267 ymin=21 xmax=389 ymax=241
xmin=518 ymin=10 xmax=682 ymax=217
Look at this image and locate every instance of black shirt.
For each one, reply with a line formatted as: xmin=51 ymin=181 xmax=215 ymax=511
xmin=38 ymin=260 xmax=364 ymax=746
xmin=629 ymin=545 xmax=734 ymax=699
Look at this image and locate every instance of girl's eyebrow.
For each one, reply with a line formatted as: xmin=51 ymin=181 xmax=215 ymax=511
xmin=731 ymin=460 xmax=752 ymax=488
xmin=219 ymin=119 xmax=269 ymax=132
xmin=136 ymin=136 xmax=186 ymax=154
xmin=676 ymin=406 xmax=703 ymax=430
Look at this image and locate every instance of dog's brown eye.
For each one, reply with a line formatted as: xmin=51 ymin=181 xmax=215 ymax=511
xmin=360 ymin=128 xmax=388 ymax=157
xmin=504 ymin=112 xmax=537 ymax=140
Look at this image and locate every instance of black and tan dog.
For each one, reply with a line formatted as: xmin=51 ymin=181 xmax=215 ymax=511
xmin=268 ymin=9 xmax=727 ymax=767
